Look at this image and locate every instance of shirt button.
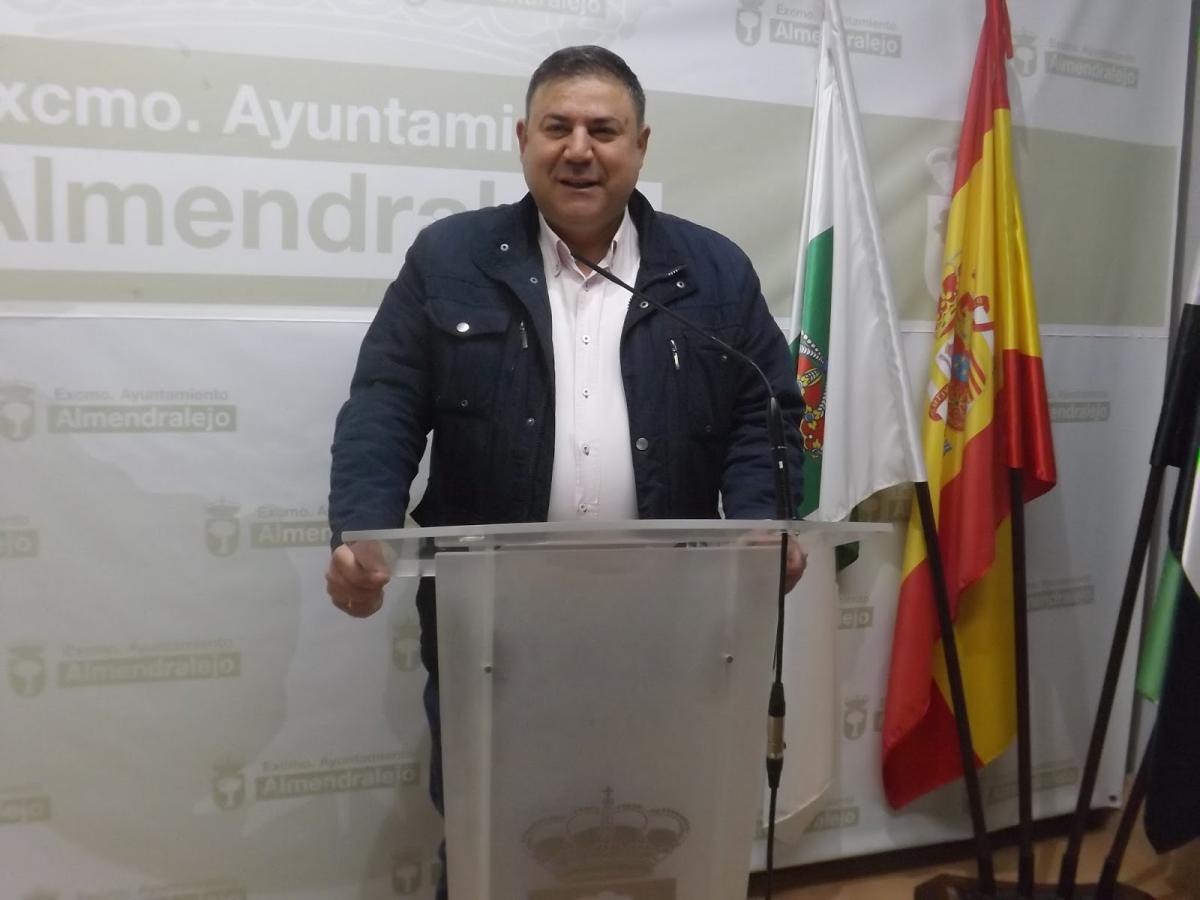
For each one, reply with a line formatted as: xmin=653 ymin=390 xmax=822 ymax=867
xmin=581 ymin=335 xmax=591 ymax=345
xmin=582 ymin=389 xmax=591 ymax=398
xmin=582 ymin=444 xmax=591 ymax=455
xmin=578 ymin=503 xmax=588 ymax=512
xmin=635 ymin=437 xmax=649 ymax=451
xmin=456 ymin=322 xmax=470 ymax=333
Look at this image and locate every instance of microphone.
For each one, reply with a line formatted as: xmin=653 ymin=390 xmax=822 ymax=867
xmin=569 ymin=249 xmax=797 ymax=895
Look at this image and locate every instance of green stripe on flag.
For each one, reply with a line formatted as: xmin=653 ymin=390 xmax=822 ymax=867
xmin=1137 ymin=552 xmax=1182 ymax=702
xmin=794 ymin=226 xmax=833 ymax=519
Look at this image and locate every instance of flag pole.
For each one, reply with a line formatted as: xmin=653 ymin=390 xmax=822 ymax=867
xmin=1009 ymin=469 xmax=1034 ymax=897
xmin=913 ymin=481 xmax=997 ymax=896
xmin=1093 ymin=734 xmax=1152 ymax=900
xmin=1054 ymin=468 xmax=1165 ymax=898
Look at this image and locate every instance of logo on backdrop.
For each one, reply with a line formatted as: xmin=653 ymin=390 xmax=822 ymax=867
xmin=1045 ymin=38 xmax=1139 ymax=90
xmin=983 ymin=762 xmax=1079 ymax=806
xmin=392 ymin=621 xmax=421 ymax=672
xmin=842 ymin=695 xmax=869 ymax=740
xmin=0 ymin=519 xmax=40 ymax=560
xmin=761 ymin=4 xmax=902 ymax=57
xmin=213 ymin=763 xmax=247 ymax=811
xmin=45 ymin=387 xmax=236 ymax=434
xmin=6 ymin=639 xmax=241 ymax=697
xmin=837 ymin=593 xmax=873 ymax=630
xmin=392 ymin=851 xmax=422 ymax=895
xmin=0 ymin=383 xmax=37 ymax=441
xmin=804 ymin=800 xmax=860 ymax=832
xmin=248 ymin=504 xmax=332 ymax=549
xmin=0 ymin=787 xmax=51 ymax=825
xmin=1012 ymin=30 xmax=1037 ymax=78
xmin=212 ymin=753 xmax=420 ymax=811
xmin=1050 ymin=391 xmax=1110 ymax=423
xmin=205 ymin=500 xmax=241 ymax=557
xmin=1029 ymin=577 xmax=1095 ymax=613
xmin=208 ymin=501 xmax=334 ymax=555
xmin=8 ymin=645 xmax=48 ymax=698
xmin=392 ymin=850 xmax=443 ymax=896
xmin=735 ymin=0 xmax=764 ymax=46
xmin=524 ymin=787 xmax=688 ymax=898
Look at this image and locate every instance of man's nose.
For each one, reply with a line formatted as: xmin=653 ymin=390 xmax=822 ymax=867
xmin=563 ymin=126 xmax=592 ymax=161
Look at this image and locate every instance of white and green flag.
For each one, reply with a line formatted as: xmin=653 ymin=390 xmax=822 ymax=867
xmin=1184 ymin=439 xmax=1199 ymax=591
xmin=789 ymin=0 xmax=925 ymax=523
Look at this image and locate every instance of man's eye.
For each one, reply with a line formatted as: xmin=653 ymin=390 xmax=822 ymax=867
xmin=544 ymin=123 xmax=569 ymax=136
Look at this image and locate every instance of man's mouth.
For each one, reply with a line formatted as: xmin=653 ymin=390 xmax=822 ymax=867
xmin=559 ymin=177 xmax=600 ymax=189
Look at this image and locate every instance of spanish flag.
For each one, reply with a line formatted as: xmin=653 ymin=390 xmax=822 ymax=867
xmin=882 ymin=0 xmax=1057 ymax=809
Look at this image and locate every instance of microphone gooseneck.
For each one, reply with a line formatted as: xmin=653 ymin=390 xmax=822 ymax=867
xmin=570 ymin=250 xmax=795 ymax=898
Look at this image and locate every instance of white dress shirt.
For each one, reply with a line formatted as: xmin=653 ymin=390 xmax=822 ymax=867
xmin=539 ymin=211 xmax=641 ymax=522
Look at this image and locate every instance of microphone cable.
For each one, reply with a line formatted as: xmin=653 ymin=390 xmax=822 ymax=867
xmin=571 ymin=251 xmax=796 ymax=898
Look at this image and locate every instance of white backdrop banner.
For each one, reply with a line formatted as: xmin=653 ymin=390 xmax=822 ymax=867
xmin=0 ymin=0 xmax=1187 ymax=897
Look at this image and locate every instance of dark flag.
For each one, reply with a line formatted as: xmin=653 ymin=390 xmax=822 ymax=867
xmin=1141 ymin=287 xmax=1200 ymax=852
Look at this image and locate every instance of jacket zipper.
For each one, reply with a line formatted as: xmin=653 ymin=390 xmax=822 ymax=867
xmin=519 ymin=320 xmax=528 ymax=349
xmin=669 ymin=338 xmax=680 ymax=370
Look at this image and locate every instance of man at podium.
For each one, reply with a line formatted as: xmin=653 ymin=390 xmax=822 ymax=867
xmin=326 ymin=45 xmax=805 ymax=897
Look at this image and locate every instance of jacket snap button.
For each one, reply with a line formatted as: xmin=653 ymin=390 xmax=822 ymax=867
xmin=529 ymin=276 xmax=539 ymax=284
xmin=676 ymin=280 xmax=685 ymax=289
xmin=459 ymin=399 xmax=469 ymax=408
xmin=499 ymin=242 xmax=509 ymax=251
xmin=456 ymin=322 xmax=470 ymax=333
xmin=704 ymin=424 xmax=713 ymax=434
xmin=635 ymin=437 xmax=649 ymax=451
xmin=526 ymin=417 xmax=536 ymax=426
xmin=639 ymin=300 xmax=649 ymax=309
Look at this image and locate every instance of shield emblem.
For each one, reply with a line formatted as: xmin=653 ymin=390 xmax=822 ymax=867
xmin=842 ymin=698 xmax=868 ymax=741
xmin=206 ymin=514 xmax=239 ymax=557
xmin=735 ymin=0 xmax=764 ymax=47
xmin=0 ymin=384 xmax=36 ymax=442
xmin=1012 ymin=41 xmax=1037 ymax=77
xmin=392 ymin=851 xmax=423 ymax=895
xmin=9 ymin=647 xmax=47 ymax=698
xmin=392 ymin=624 xmax=421 ymax=672
xmin=213 ymin=768 xmax=245 ymax=810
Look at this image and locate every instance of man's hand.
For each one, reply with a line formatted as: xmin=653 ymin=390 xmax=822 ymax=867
xmin=326 ymin=541 xmax=390 ymax=618
xmin=785 ymin=537 xmax=807 ymax=593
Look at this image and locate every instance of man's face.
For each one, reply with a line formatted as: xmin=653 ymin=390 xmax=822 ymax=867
xmin=517 ymin=74 xmax=650 ymax=249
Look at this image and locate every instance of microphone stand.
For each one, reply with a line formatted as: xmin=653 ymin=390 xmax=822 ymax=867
xmin=571 ymin=251 xmax=796 ymax=898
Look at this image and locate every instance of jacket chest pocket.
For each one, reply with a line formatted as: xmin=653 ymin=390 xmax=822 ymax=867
xmin=681 ymin=327 xmax=740 ymax=439
xmin=427 ymin=300 xmax=514 ymax=416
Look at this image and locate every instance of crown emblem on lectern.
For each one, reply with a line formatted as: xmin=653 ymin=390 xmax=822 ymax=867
xmin=523 ymin=787 xmax=690 ymax=882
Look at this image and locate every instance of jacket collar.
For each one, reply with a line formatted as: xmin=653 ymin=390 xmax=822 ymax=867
xmin=474 ymin=190 xmax=695 ymax=359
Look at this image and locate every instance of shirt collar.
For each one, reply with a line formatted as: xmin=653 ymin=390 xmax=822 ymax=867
xmin=537 ymin=209 xmax=635 ymax=279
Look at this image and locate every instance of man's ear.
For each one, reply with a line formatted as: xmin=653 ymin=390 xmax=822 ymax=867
xmin=516 ymin=118 xmax=528 ymax=154
xmin=637 ymin=123 xmax=651 ymax=160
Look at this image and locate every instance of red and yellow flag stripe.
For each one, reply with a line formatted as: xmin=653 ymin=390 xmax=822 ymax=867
xmin=882 ymin=0 xmax=1057 ymax=809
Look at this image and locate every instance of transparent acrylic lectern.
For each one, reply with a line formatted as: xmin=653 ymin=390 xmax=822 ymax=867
xmin=344 ymin=520 xmax=882 ymax=900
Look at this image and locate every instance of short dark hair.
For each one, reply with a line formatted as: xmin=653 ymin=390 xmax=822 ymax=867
xmin=525 ymin=45 xmax=646 ymax=124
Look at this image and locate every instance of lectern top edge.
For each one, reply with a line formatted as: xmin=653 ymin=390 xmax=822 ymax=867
xmin=343 ymin=520 xmax=891 ymax=574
